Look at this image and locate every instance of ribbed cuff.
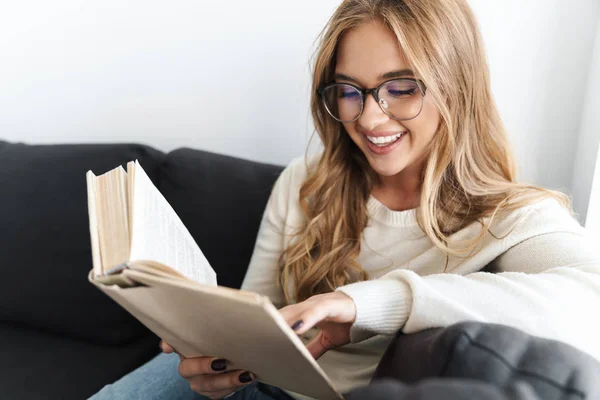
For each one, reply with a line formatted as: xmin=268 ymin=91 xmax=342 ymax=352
xmin=336 ymin=278 xmax=413 ymax=343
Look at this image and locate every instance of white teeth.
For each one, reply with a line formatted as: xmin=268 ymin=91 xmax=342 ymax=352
xmin=367 ymin=133 xmax=404 ymax=145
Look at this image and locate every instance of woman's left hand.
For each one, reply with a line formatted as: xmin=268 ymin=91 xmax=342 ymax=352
xmin=279 ymin=291 xmax=357 ymax=360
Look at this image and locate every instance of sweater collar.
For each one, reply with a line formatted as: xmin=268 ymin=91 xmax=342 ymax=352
xmin=367 ymin=195 xmax=419 ymax=227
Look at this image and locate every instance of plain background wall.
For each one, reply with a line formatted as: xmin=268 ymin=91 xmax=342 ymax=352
xmin=573 ymin=21 xmax=600 ymax=227
xmin=0 ymin=0 xmax=339 ymax=165
xmin=586 ymin=146 xmax=600 ymax=233
xmin=1 ymin=0 xmax=599 ymax=218
xmin=470 ymin=0 xmax=599 ymax=205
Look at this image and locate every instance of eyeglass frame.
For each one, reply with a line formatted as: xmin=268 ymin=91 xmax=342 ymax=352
xmin=317 ymin=77 xmax=428 ymax=123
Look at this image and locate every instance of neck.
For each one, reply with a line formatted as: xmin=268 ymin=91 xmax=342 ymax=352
xmin=372 ymin=160 xmax=424 ymax=212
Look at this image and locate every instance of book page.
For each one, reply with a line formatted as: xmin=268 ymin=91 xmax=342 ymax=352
xmin=129 ymin=160 xmax=217 ymax=285
xmin=85 ymin=171 xmax=103 ymax=277
xmin=127 ymin=161 xmax=135 ymax=246
xmin=95 ymin=166 xmax=130 ymax=274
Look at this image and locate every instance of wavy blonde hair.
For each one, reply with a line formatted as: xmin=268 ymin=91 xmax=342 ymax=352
xmin=278 ymin=0 xmax=572 ymax=304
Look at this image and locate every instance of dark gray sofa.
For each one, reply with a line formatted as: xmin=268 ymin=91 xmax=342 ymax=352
xmin=0 ymin=139 xmax=598 ymax=400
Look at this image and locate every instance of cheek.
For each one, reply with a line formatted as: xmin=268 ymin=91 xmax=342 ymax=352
xmin=410 ymin=98 xmax=440 ymax=142
xmin=342 ymin=122 xmax=359 ymax=141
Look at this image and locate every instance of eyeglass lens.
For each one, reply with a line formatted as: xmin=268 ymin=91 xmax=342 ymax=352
xmin=321 ymin=79 xmax=423 ymax=122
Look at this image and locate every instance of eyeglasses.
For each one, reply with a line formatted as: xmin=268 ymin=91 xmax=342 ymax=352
xmin=317 ymin=78 xmax=427 ymax=123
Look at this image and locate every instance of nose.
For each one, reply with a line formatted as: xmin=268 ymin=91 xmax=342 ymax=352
xmin=357 ymin=92 xmax=389 ymax=130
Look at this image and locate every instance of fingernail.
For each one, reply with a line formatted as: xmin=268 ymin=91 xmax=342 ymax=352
xmin=211 ymin=359 xmax=227 ymax=371
xmin=239 ymin=372 xmax=253 ymax=383
xmin=291 ymin=320 xmax=304 ymax=331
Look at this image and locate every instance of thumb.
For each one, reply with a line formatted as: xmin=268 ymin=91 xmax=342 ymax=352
xmin=160 ymin=340 xmax=184 ymax=361
xmin=160 ymin=340 xmax=176 ymax=354
xmin=305 ymin=330 xmax=334 ymax=360
xmin=159 ymin=340 xmax=174 ymax=353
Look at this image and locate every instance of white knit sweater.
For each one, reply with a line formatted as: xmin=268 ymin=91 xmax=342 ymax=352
xmin=241 ymin=153 xmax=600 ymax=398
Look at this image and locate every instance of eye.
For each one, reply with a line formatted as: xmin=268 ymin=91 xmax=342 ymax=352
xmin=384 ymin=80 xmax=419 ymax=98
xmin=338 ymin=87 xmax=361 ymax=100
xmin=386 ymin=88 xmax=416 ymax=98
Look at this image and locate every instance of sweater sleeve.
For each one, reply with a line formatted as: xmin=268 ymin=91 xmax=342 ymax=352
xmin=337 ymin=208 xmax=600 ymax=360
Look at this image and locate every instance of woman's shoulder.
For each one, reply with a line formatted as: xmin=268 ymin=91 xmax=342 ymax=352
xmin=277 ymin=151 xmax=323 ymax=187
xmin=511 ymin=196 xmax=580 ymax=228
xmin=490 ymin=196 xmax=586 ymax=244
xmin=484 ymin=197 xmax=599 ymax=273
xmin=267 ymin=152 xmax=323 ymax=218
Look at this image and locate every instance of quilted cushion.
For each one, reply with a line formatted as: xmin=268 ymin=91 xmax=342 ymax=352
xmin=346 ymin=378 xmax=541 ymax=400
xmin=373 ymin=321 xmax=600 ymax=400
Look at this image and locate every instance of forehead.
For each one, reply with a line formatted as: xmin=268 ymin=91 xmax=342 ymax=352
xmin=335 ymin=20 xmax=410 ymax=86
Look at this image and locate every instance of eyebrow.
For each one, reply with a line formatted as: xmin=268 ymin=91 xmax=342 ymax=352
xmin=333 ymin=69 xmax=415 ymax=85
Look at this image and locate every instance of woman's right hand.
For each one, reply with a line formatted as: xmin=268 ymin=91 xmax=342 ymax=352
xmin=160 ymin=340 xmax=255 ymax=400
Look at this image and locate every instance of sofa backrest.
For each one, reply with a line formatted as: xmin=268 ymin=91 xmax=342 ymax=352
xmin=0 ymin=140 xmax=283 ymax=345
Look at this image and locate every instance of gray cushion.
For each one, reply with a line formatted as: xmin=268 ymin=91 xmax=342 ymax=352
xmin=373 ymin=321 xmax=600 ymax=400
xmin=346 ymin=378 xmax=541 ymax=400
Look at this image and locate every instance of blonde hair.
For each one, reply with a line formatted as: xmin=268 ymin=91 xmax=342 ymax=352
xmin=278 ymin=0 xmax=572 ymax=304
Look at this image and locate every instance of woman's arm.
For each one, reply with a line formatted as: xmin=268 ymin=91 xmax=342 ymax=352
xmin=484 ymin=231 xmax=600 ymax=273
xmin=337 ymin=229 xmax=600 ymax=360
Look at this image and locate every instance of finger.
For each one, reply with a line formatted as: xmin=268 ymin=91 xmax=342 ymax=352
xmin=305 ymin=330 xmax=334 ymax=360
xmin=178 ymin=357 xmax=231 ymax=378
xmin=279 ymin=301 xmax=314 ymax=325
xmin=159 ymin=340 xmax=175 ymax=353
xmin=160 ymin=341 xmax=185 ymax=361
xmin=287 ymin=306 xmax=330 ymax=336
xmin=188 ymin=370 xmax=254 ymax=394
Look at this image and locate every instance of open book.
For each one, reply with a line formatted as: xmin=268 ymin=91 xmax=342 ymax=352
xmin=86 ymin=161 xmax=342 ymax=400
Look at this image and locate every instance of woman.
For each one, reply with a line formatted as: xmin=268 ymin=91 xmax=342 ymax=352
xmin=91 ymin=0 xmax=600 ymax=399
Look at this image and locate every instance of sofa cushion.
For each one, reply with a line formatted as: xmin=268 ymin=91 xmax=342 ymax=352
xmin=373 ymin=321 xmax=600 ymax=400
xmin=156 ymin=147 xmax=284 ymax=289
xmin=0 ymin=321 xmax=160 ymax=400
xmin=346 ymin=378 xmax=541 ymax=400
xmin=0 ymin=140 xmax=164 ymax=344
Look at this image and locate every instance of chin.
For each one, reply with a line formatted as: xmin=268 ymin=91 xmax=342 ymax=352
xmin=365 ymin=158 xmax=406 ymax=177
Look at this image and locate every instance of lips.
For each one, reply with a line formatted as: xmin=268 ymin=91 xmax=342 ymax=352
xmin=366 ymin=132 xmax=405 ymax=145
xmin=361 ymin=130 xmax=403 ymax=137
xmin=363 ymin=131 xmax=406 ymax=155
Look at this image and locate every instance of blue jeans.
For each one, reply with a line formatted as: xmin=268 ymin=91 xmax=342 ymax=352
xmin=89 ymin=352 xmax=294 ymax=400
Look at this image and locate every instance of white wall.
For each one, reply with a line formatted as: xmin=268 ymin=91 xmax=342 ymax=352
xmin=469 ymin=0 xmax=600 ymax=195
xmin=586 ymin=146 xmax=600 ymax=233
xmin=0 ymin=0 xmax=339 ymax=165
xmin=573 ymin=21 xmax=600 ymax=225
xmin=1 ymin=1 xmax=599 ymax=215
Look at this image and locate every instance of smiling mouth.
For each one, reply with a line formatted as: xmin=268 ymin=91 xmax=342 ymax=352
xmin=365 ymin=132 xmax=406 ymax=146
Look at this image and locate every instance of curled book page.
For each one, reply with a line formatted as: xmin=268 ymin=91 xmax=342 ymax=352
xmin=129 ymin=160 xmax=217 ymax=285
